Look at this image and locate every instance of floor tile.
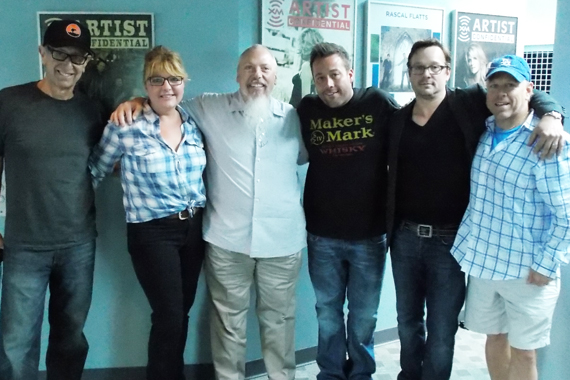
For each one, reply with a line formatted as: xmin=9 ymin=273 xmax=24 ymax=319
xmin=247 ymin=327 xmax=490 ymax=379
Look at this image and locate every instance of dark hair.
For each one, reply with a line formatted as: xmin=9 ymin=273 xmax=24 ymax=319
xmin=407 ymin=39 xmax=451 ymax=68
xmin=310 ymin=42 xmax=351 ymax=72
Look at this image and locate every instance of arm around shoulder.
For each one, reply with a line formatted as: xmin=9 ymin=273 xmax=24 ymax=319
xmin=531 ymin=89 xmax=566 ymax=118
xmin=110 ymin=97 xmax=146 ymax=126
xmin=372 ymin=87 xmax=400 ymax=111
xmin=89 ymin=122 xmax=124 ymax=188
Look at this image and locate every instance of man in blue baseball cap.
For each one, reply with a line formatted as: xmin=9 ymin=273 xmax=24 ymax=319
xmin=452 ymin=54 xmax=570 ymax=380
xmin=0 ymin=19 xmax=104 ymax=380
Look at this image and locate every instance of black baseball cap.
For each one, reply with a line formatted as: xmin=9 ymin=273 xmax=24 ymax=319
xmin=43 ymin=19 xmax=94 ymax=56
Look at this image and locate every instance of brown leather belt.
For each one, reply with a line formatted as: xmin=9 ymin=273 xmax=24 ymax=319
xmin=401 ymin=221 xmax=458 ymax=238
xmin=164 ymin=207 xmax=202 ymax=220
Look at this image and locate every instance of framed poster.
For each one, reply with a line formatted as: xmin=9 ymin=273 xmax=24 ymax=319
xmin=451 ymin=11 xmax=518 ymax=89
xmin=38 ymin=12 xmax=154 ymax=115
xmin=261 ymin=0 xmax=356 ymax=106
xmin=366 ymin=1 xmax=444 ymax=105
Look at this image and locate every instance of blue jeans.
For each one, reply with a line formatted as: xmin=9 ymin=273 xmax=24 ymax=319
xmin=127 ymin=212 xmax=204 ymax=380
xmin=0 ymin=240 xmax=95 ymax=380
xmin=308 ymin=233 xmax=387 ymax=380
xmin=390 ymin=227 xmax=465 ymax=380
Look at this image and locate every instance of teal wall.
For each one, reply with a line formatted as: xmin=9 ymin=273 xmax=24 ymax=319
xmin=0 ymin=0 xmax=395 ymax=370
xmin=0 ymin=0 xmax=566 ymax=375
xmin=537 ymin=0 xmax=570 ymax=378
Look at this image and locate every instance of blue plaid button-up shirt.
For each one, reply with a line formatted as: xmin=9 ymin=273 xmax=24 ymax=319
xmin=452 ymin=111 xmax=570 ymax=280
xmin=89 ymin=102 xmax=206 ymax=223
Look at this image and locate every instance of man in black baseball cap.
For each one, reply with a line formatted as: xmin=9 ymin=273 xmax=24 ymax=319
xmin=43 ymin=19 xmax=94 ymax=56
xmin=34 ymin=19 xmax=95 ymax=99
xmin=0 ymin=18 xmax=104 ymax=380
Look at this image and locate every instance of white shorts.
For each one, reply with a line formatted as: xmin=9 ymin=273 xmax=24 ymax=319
xmin=464 ymin=275 xmax=560 ymax=350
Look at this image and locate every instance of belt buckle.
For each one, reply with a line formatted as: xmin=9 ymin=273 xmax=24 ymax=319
xmin=178 ymin=210 xmax=189 ymax=220
xmin=417 ymin=224 xmax=432 ymax=238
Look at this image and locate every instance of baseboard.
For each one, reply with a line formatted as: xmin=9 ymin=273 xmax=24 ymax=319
xmin=38 ymin=364 xmax=215 ymax=380
xmin=38 ymin=327 xmax=399 ymax=379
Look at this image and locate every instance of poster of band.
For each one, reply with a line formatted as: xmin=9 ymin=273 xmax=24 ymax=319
xmin=366 ymin=2 xmax=444 ymax=105
xmin=38 ymin=12 xmax=154 ymax=115
xmin=261 ymin=0 xmax=356 ymax=107
xmin=451 ymin=11 xmax=518 ymax=89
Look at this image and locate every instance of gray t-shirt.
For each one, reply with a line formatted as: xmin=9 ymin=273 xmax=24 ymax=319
xmin=0 ymin=82 xmax=104 ymax=248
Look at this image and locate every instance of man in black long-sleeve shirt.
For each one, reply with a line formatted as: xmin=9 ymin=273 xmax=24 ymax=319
xmin=386 ymin=38 xmax=565 ymax=380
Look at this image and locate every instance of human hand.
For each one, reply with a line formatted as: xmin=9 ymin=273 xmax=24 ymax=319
xmin=528 ymin=115 xmax=565 ymax=159
xmin=109 ymin=97 xmax=145 ymax=126
xmin=527 ymin=269 xmax=553 ymax=287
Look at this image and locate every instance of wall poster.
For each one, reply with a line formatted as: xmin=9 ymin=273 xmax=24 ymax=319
xmin=261 ymin=0 xmax=356 ymax=107
xmin=38 ymin=12 xmax=154 ymax=115
xmin=366 ymin=1 xmax=444 ymax=105
xmin=451 ymin=11 xmax=518 ymax=89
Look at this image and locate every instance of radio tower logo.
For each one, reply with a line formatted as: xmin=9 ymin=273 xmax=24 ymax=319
xmin=267 ymin=0 xmax=285 ymax=28
xmin=458 ymin=15 xmax=471 ymax=42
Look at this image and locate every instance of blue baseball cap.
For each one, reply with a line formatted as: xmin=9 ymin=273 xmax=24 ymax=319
xmin=486 ymin=55 xmax=531 ymax=82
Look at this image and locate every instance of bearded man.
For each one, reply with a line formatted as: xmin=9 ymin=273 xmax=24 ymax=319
xmin=111 ymin=44 xmax=307 ymax=380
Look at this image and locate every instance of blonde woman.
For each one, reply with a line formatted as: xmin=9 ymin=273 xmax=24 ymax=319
xmin=89 ymin=46 xmax=206 ymax=380
xmin=463 ymin=43 xmax=488 ymax=88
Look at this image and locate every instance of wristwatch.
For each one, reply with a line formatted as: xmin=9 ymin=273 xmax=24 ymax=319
xmin=544 ymin=111 xmax=563 ymax=120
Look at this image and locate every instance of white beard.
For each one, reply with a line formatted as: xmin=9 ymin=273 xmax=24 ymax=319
xmin=243 ymin=95 xmax=271 ymax=128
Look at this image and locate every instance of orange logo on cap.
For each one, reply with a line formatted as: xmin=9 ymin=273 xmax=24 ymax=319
xmin=66 ymin=23 xmax=81 ymax=38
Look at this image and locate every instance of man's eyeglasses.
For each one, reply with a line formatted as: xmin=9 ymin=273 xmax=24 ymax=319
xmin=409 ymin=65 xmax=449 ymax=75
xmin=147 ymin=76 xmax=184 ymax=86
xmin=47 ymin=46 xmax=90 ymax=65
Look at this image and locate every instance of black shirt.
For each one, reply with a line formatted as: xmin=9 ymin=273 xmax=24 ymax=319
xmin=395 ymin=95 xmax=471 ymax=225
xmin=298 ymin=87 xmax=399 ymax=239
xmin=0 ymin=82 xmax=105 ymax=248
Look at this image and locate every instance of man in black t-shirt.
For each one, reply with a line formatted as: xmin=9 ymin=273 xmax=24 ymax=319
xmin=386 ymin=39 xmax=565 ymax=380
xmin=297 ymin=43 xmax=399 ymax=379
xmin=0 ymin=20 xmax=104 ymax=380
